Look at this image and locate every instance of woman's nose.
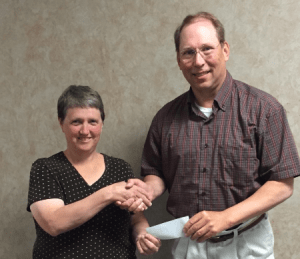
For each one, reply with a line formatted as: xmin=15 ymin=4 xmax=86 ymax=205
xmin=79 ymin=123 xmax=89 ymax=134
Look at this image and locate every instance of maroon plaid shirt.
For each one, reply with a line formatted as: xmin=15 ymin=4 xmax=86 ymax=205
xmin=141 ymin=71 xmax=300 ymax=218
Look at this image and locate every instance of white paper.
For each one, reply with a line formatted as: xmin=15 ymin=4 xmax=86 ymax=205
xmin=146 ymin=216 xmax=189 ymax=240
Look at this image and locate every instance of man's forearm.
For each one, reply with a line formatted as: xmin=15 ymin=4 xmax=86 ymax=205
xmin=183 ymin=177 xmax=294 ymax=242
xmin=223 ymin=177 xmax=294 ymax=228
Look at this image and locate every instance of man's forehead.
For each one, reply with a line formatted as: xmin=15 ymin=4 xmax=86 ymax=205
xmin=182 ymin=18 xmax=216 ymax=34
xmin=180 ymin=19 xmax=218 ymax=45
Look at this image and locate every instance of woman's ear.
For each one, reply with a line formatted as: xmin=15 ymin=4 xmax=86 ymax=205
xmin=58 ymin=118 xmax=64 ymax=131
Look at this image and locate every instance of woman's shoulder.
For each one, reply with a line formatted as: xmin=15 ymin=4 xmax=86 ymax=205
xmin=102 ymin=154 xmax=134 ymax=180
xmin=102 ymin=153 xmax=132 ymax=169
xmin=31 ymin=151 xmax=65 ymax=171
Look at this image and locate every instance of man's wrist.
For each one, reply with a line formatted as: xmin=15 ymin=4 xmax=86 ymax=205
xmin=143 ymin=175 xmax=166 ymax=201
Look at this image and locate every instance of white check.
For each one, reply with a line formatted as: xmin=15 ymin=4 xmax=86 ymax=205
xmin=146 ymin=216 xmax=189 ymax=240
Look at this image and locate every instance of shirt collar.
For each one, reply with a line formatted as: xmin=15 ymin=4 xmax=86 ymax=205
xmin=187 ymin=70 xmax=233 ymax=112
xmin=214 ymin=70 xmax=233 ymax=112
xmin=187 ymin=88 xmax=195 ymax=104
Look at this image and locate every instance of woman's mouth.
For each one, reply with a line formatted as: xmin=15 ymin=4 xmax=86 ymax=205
xmin=78 ymin=137 xmax=92 ymax=142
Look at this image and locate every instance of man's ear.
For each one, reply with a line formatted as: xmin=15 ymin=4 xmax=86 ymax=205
xmin=222 ymin=41 xmax=230 ymax=62
xmin=177 ymin=52 xmax=183 ymax=70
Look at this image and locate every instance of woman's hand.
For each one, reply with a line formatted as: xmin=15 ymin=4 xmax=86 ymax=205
xmin=136 ymin=233 xmax=161 ymax=255
xmin=131 ymin=212 xmax=161 ymax=255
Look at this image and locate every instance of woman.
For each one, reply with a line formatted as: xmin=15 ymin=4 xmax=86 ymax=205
xmin=27 ymin=85 xmax=160 ymax=258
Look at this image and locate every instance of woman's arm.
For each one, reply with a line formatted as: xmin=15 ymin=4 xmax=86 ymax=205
xmin=30 ymin=181 xmax=151 ymax=236
xmin=131 ymin=212 xmax=161 ymax=255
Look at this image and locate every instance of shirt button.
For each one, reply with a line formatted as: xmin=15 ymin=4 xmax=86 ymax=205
xmin=204 ymin=144 xmax=208 ymax=148
xmin=203 ymin=167 xmax=206 ymax=173
xmin=201 ymin=192 xmax=206 ymax=196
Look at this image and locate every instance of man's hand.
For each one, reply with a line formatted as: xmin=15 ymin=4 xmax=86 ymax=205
xmin=126 ymin=179 xmax=154 ymax=200
xmin=183 ymin=210 xmax=230 ymax=242
xmin=111 ymin=181 xmax=151 ymax=209
xmin=136 ymin=233 xmax=161 ymax=255
xmin=115 ymin=179 xmax=154 ymax=212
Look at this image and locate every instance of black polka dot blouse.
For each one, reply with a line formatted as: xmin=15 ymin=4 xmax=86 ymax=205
xmin=27 ymin=152 xmax=137 ymax=259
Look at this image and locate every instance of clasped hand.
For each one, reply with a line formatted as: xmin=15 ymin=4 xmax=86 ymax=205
xmin=115 ymin=179 xmax=152 ymax=212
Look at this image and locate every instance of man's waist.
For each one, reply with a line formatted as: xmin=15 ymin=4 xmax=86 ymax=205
xmin=208 ymin=213 xmax=266 ymax=243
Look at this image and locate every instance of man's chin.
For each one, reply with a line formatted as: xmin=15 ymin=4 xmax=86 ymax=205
xmin=191 ymin=82 xmax=212 ymax=91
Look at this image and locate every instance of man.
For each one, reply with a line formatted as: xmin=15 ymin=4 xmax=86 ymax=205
xmin=118 ymin=12 xmax=300 ymax=258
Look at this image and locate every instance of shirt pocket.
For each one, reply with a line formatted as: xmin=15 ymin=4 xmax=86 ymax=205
xmin=221 ymin=144 xmax=259 ymax=188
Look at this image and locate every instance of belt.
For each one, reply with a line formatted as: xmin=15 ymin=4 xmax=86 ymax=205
xmin=208 ymin=213 xmax=265 ymax=243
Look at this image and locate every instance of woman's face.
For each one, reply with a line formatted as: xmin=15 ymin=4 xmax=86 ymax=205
xmin=59 ymin=107 xmax=103 ymax=154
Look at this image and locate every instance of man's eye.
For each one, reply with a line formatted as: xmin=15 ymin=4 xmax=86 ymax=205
xmin=184 ymin=49 xmax=196 ymax=55
xmin=89 ymin=120 xmax=98 ymax=125
xmin=202 ymin=46 xmax=212 ymax=52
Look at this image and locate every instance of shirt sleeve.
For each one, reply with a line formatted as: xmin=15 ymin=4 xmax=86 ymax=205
xmin=27 ymin=158 xmax=64 ymax=212
xmin=257 ymin=105 xmax=300 ymax=181
xmin=141 ymin=115 xmax=165 ymax=180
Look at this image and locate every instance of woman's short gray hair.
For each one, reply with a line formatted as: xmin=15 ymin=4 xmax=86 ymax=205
xmin=57 ymin=85 xmax=105 ymax=122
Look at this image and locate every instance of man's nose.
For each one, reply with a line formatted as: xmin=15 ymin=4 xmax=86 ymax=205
xmin=193 ymin=52 xmax=205 ymax=66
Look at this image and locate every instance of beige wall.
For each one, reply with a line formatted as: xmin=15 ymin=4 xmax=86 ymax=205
xmin=1 ymin=0 xmax=300 ymax=258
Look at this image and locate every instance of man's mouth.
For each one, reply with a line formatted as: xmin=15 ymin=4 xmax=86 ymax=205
xmin=192 ymin=71 xmax=210 ymax=77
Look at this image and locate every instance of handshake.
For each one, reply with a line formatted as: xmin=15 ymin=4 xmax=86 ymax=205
xmin=115 ymin=178 xmax=154 ymax=213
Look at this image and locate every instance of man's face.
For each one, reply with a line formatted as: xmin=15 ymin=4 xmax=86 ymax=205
xmin=177 ymin=19 xmax=230 ymax=94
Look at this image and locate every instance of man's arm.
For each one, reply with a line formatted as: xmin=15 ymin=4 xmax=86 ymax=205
xmin=138 ymin=175 xmax=166 ymax=201
xmin=184 ymin=177 xmax=294 ymax=242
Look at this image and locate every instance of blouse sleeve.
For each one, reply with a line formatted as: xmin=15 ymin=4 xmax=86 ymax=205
xmin=27 ymin=158 xmax=64 ymax=212
xmin=124 ymin=161 xmax=135 ymax=180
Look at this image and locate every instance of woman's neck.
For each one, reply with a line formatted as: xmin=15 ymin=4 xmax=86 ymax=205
xmin=63 ymin=148 xmax=98 ymax=165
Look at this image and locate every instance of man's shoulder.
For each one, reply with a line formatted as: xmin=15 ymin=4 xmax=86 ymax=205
xmin=155 ymin=91 xmax=189 ymax=118
xmin=233 ymin=78 xmax=282 ymax=110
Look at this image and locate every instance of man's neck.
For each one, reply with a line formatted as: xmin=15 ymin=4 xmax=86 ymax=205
xmin=192 ymin=74 xmax=227 ymax=108
xmin=193 ymin=89 xmax=215 ymax=108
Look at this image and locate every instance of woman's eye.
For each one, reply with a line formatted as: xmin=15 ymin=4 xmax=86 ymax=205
xmin=71 ymin=120 xmax=80 ymax=125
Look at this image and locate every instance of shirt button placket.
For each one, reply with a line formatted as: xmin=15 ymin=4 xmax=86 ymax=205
xmin=199 ymin=121 xmax=212 ymax=211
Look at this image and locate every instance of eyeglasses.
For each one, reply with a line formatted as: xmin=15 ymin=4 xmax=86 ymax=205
xmin=179 ymin=43 xmax=221 ymax=62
